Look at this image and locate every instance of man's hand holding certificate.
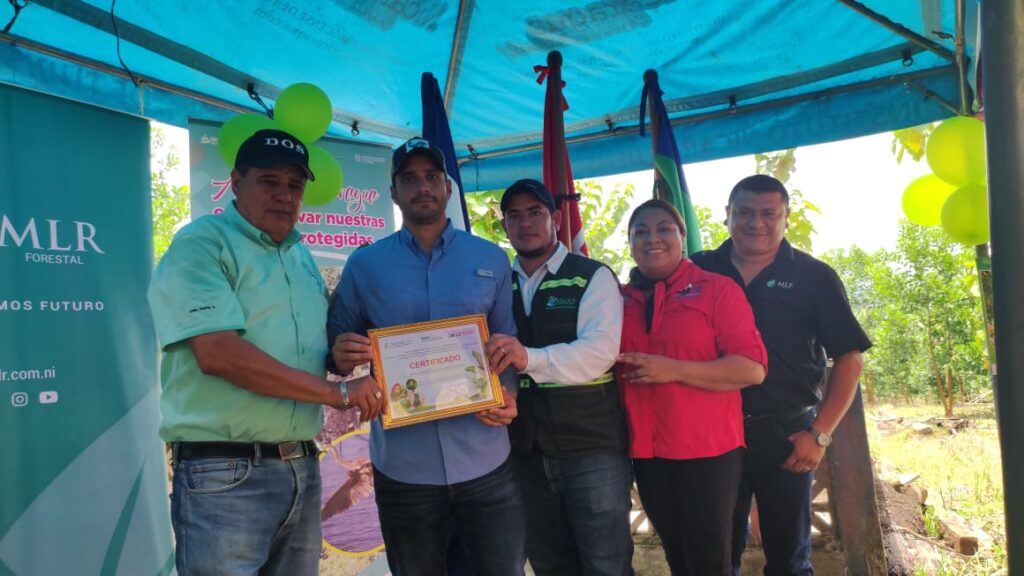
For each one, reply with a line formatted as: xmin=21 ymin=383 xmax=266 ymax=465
xmin=334 ymin=315 xmax=509 ymax=429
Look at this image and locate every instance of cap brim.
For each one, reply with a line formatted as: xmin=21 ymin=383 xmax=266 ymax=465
xmin=244 ymin=155 xmax=316 ymax=181
xmin=501 ymin=188 xmax=556 ymax=213
xmin=393 ymin=148 xmax=446 ymax=177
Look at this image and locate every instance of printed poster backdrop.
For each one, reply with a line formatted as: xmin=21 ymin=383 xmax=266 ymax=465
xmin=190 ymin=121 xmax=395 ymax=575
xmin=188 ymin=119 xmax=395 ymax=267
xmin=0 ymin=85 xmax=174 ymax=574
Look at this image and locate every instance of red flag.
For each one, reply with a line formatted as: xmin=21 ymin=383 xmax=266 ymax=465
xmin=536 ymin=51 xmax=587 ymax=255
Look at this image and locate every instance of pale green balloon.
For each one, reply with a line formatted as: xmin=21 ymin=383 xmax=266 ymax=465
xmin=303 ymin=145 xmax=343 ymax=206
xmin=941 ymin=184 xmax=990 ymax=245
xmin=902 ymin=174 xmax=956 ymax=227
xmin=926 ymin=116 xmax=987 ymax=187
xmin=217 ymin=113 xmax=275 ymax=165
xmin=274 ymin=83 xmax=333 ymax=144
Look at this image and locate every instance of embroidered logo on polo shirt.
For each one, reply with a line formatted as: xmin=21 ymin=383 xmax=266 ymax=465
xmin=675 ymin=283 xmax=702 ymax=298
xmin=476 ymin=269 xmax=494 ymax=278
xmin=546 ymin=295 xmax=578 ymax=309
xmin=766 ymin=279 xmax=794 ymax=289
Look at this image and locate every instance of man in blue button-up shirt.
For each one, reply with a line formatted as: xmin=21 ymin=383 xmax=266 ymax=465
xmin=327 ymin=138 xmax=526 ymax=575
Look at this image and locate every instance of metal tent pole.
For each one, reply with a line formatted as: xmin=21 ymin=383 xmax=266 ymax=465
xmin=980 ymin=0 xmax=1024 ymax=572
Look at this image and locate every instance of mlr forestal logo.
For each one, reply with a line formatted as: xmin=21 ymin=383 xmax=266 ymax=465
xmin=0 ymin=214 xmax=105 ymax=265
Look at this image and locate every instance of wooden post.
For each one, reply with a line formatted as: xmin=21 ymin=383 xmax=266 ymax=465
xmin=826 ymin=388 xmax=886 ymax=575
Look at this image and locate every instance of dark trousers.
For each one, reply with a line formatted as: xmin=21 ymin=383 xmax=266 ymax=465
xmin=633 ymin=449 xmax=744 ymax=576
xmin=374 ymin=458 xmax=526 ymax=576
xmin=731 ymin=410 xmax=816 ymax=576
xmin=514 ymin=450 xmax=635 ymax=576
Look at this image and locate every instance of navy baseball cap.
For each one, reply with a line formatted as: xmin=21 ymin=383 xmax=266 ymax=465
xmin=501 ymin=179 xmax=558 ymax=213
xmin=235 ymin=129 xmax=315 ymax=181
xmin=391 ymin=137 xmax=446 ymax=179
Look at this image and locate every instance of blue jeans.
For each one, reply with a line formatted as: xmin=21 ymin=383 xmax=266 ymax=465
xmin=171 ymin=450 xmax=322 ymax=576
xmin=374 ymin=457 xmax=526 ymax=576
xmin=731 ymin=410 xmax=816 ymax=576
xmin=514 ymin=450 xmax=634 ymax=576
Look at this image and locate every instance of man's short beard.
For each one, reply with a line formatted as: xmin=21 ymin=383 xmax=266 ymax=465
xmin=516 ymin=238 xmax=557 ymax=260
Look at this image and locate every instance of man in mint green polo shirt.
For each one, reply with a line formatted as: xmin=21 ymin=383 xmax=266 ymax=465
xmin=148 ymin=128 xmax=382 ymax=575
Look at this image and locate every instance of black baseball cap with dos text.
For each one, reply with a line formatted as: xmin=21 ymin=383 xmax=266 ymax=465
xmin=500 ymin=178 xmax=558 ymax=214
xmin=391 ymin=137 xmax=446 ymax=179
xmin=235 ymin=128 xmax=315 ymax=181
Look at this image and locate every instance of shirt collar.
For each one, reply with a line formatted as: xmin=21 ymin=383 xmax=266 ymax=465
xmin=224 ymin=201 xmax=301 ymax=249
xmin=398 ymin=218 xmax=456 ymax=254
xmin=628 ymin=257 xmax=695 ymax=288
xmin=512 ymin=242 xmax=568 ymax=279
xmin=716 ymin=237 xmax=795 ymax=264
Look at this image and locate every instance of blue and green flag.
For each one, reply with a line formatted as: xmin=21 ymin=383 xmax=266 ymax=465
xmin=640 ymin=69 xmax=702 ymax=255
xmin=422 ymin=72 xmax=472 ymax=232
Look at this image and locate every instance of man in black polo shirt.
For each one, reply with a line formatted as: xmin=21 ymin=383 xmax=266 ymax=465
xmin=690 ymin=174 xmax=872 ymax=576
xmin=486 ymin=179 xmax=633 ymax=576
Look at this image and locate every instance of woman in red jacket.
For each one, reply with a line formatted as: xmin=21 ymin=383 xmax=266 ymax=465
xmin=617 ymin=199 xmax=767 ymax=576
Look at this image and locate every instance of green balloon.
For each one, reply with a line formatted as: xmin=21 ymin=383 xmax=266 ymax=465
xmin=902 ymin=174 xmax=955 ymax=227
xmin=941 ymin=184 xmax=990 ymax=245
xmin=926 ymin=116 xmax=987 ymax=187
xmin=274 ymin=83 xmax=333 ymax=143
xmin=303 ymin=145 xmax=343 ymax=206
xmin=218 ymin=113 xmax=276 ymax=165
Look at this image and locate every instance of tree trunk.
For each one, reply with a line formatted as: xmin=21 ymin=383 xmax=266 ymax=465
xmin=943 ymin=366 xmax=955 ymax=417
xmin=923 ymin=320 xmax=943 ymax=406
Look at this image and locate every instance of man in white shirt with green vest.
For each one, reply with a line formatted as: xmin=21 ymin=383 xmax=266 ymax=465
xmin=148 ymin=128 xmax=380 ymax=575
xmin=487 ymin=179 xmax=633 ymax=575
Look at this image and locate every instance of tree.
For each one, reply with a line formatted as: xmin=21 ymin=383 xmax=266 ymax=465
xmin=464 ymin=180 xmax=636 ymax=276
xmin=822 ymin=223 xmax=987 ymax=412
xmin=895 ymin=222 xmax=986 ymax=415
xmin=151 ymin=126 xmax=190 ymax=262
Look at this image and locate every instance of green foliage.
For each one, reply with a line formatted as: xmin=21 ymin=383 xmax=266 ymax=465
xmin=923 ymin=504 xmax=941 ymax=538
xmin=464 ymin=189 xmax=512 ymax=258
xmin=151 ymin=126 xmax=190 ymax=262
xmin=576 ymin=180 xmax=634 ymax=277
xmin=822 ymin=222 xmax=988 ymax=405
xmin=786 ymin=189 xmax=821 ymax=254
xmin=754 ymin=148 xmax=819 ymax=253
xmin=464 ymin=180 xmax=636 ymax=276
xmin=755 ymin=148 xmax=797 ymax=183
xmin=694 ymin=204 xmax=729 ymax=250
xmin=891 ymin=123 xmax=935 ymax=164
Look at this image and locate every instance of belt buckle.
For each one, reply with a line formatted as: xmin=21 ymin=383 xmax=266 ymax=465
xmin=277 ymin=441 xmax=304 ymax=461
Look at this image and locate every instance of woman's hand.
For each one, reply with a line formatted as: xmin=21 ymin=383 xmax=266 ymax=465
xmin=617 ymin=352 xmax=680 ymax=384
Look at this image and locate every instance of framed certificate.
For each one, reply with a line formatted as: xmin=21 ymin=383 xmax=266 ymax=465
xmin=368 ymin=314 xmax=505 ymax=429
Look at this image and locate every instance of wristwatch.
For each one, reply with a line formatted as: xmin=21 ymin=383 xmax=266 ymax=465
xmin=807 ymin=426 xmax=832 ymax=448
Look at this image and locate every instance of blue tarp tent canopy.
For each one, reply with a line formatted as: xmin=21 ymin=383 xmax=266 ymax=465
xmin=0 ymin=1 xmax=978 ymax=191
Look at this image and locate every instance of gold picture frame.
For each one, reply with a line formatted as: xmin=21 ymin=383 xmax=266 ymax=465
xmin=368 ymin=314 xmax=504 ymax=430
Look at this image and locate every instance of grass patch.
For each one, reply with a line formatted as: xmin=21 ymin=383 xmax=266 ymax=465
xmin=868 ymin=401 xmax=1005 ymax=574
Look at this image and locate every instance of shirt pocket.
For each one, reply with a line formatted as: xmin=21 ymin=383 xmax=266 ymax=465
xmin=454 ymin=276 xmax=497 ymax=316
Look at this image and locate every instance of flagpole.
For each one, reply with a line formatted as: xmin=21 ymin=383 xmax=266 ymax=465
xmin=644 ymin=69 xmax=667 ymax=203
xmin=546 ymin=50 xmax=573 ymax=249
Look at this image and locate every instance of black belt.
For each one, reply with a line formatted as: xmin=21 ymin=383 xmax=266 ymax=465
xmin=744 ymin=405 xmax=813 ymax=423
xmin=175 ymin=440 xmax=320 ymax=461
